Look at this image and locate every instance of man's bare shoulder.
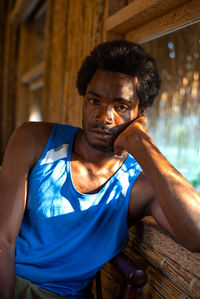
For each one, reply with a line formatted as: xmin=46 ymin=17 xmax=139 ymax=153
xmin=17 ymin=121 xmax=54 ymax=138
xmin=16 ymin=122 xmax=54 ymax=165
xmin=1 ymin=122 xmax=55 ymax=174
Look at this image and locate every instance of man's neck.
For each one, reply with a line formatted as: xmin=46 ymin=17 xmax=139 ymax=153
xmin=73 ymin=128 xmax=127 ymax=166
xmin=70 ymin=129 xmax=128 ymax=194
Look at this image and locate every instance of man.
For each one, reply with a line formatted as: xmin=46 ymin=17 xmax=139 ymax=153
xmin=0 ymin=40 xmax=200 ymax=299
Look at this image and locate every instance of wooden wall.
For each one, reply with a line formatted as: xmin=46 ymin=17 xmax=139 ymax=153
xmin=0 ymin=0 xmax=105 ymax=162
xmin=0 ymin=0 xmax=18 ymax=162
xmin=44 ymin=0 xmax=105 ymax=126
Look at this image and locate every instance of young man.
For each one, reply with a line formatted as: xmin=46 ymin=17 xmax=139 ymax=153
xmin=0 ymin=40 xmax=200 ymax=299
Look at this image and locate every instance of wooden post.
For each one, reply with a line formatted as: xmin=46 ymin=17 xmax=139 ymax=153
xmin=42 ymin=0 xmax=69 ymax=122
xmin=0 ymin=0 xmax=18 ymax=162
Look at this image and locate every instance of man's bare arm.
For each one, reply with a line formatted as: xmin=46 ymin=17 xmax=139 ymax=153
xmin=0 ymin=122 xmax=52 ymax=298
xmin=114 ymin=115 xmax=200 ymax=252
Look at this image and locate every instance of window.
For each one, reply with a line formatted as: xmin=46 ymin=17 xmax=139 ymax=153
xmin=142 ymin=22 xmax=200 ymax=192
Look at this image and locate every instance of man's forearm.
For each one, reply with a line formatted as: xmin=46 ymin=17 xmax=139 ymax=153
xmin=128 ymin=131 xmax=200 ymax=250
xmin=0 ymin=239 xmax=16 ymax=299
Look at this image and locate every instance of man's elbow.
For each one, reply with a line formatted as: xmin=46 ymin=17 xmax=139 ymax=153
xmin=0 ymin=237 xmax=15 ymax=259
xmin=182 ymin=239 xmax=200 ymax=253
xmin=187 ymin=245 xmax=200 ymax=253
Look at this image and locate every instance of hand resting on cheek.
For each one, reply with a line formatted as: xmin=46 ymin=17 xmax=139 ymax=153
xmin=114 ymin=113 xmax=148 ymax=156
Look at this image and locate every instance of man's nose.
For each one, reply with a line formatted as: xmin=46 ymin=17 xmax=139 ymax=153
xmin=95 ymin=106 xmax=114 ymax=124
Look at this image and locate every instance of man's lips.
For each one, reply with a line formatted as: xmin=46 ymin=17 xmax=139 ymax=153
xmin=89 ymin=128 xmax=115 ymax=140
xmin=90 ymin=128 xmax=113 ymax=135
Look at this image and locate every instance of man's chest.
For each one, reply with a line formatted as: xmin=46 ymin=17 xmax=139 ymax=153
xmin=70 ymin=159 xmax=116 ymax=194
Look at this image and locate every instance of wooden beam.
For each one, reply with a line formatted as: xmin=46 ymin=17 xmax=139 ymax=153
xmin=29 ymin=78 xmax=44 ymax=91
xmin=105 ymin=0 xmax=189 ymax=34
xmin=126 ymin=0 xmax=200 ymax=43
xmin=21 ymin=62 xmax=44 ymax=84
xmin=103 ymin=0 xmax=109 ymax=42
xmin=9 ymin=0 xmax=41 ymax=24
xmin=34 ymin=1 xmax=47 ymax=20
xmin=107 ymin=0 xmax=127 ymax=17
xmin=103 ymin=0 xmax=124 ymax=41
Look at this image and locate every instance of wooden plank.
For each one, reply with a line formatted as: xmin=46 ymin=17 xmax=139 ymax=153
xmin=34 ymin=1 xmax=47 ymax=20
xmin=103 ymin=0 xmax=124 ymax=41
xmin=21 ymin=62 xmax=44 ymax=84
xmin=105 ymin=31 xmax=125 ymax=42
xmin=105 ymin=0 xmax=189 ymax=33
xmin=9 ymin=0 xmax=40 ymax=24
xmin=126 ymin=0 xmax=200 ymax=43
xmin=63 ymin=0 xmax=81 ymax=126
xmin=63 ymin=0 xmax=105 ymax=127
xmin=0 ymin=0 xmax=8 ymax=162
xmin=15 ymin=25 xmax=32 ymax=126
xmin=103 ymin=0 xmax=109 ymax=42
xmin=41 ymin=0 xmax=53 ymax=121
xmin=42 ymin=0 xmax=69 ymax=122
xmin=29 ymin=78 xmax=44 ymax=91
xmin=108 ymin=0 xmax=127 ymax=17
xmin=1 ymin=0 xmax=18 ymax=156
xmin=16 ymin=7 xmax=46 ymax=125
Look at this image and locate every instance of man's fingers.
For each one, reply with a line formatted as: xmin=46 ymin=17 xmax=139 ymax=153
xmin=113 ymin=113 xmax=148 ymax=155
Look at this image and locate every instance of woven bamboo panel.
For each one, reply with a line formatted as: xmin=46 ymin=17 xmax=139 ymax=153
xmin=126 ymin=220 xmax=200 ymax=298
xmin=129 ymin=219 xmax=200 ymax=279
xmin=99 ymin=219 xmax=200 ymax=298
xmin=128 ymin=242 xmax=200 ymax=298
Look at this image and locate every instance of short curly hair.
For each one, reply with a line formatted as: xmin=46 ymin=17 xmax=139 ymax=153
xmin=76 ymin=40 xmax=161 ymax=109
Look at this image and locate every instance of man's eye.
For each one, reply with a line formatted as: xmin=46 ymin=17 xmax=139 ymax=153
xmin=88 ymin=98 xmax=99 ymax=105
xmin=115 ymin=105 xmax=128 ymax=112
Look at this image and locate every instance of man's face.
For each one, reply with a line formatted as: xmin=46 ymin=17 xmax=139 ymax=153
xmin=82 ymin=69 xmax=139 ymax=153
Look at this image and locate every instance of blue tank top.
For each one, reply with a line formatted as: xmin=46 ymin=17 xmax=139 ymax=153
xmin=15 ymin=123 xmax=142 ymax=297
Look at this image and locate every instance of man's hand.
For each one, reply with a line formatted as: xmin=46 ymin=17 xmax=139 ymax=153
xmin=114 ymin=113 xmax=148 ymax=155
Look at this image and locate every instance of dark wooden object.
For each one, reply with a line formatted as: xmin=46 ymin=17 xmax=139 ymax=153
xmin=96 ymin=252 xmax=148 ymax=299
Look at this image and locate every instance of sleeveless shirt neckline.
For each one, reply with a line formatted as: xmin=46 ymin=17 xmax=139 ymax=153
xmin=66 ymin=130 xmax=131 ymax=198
